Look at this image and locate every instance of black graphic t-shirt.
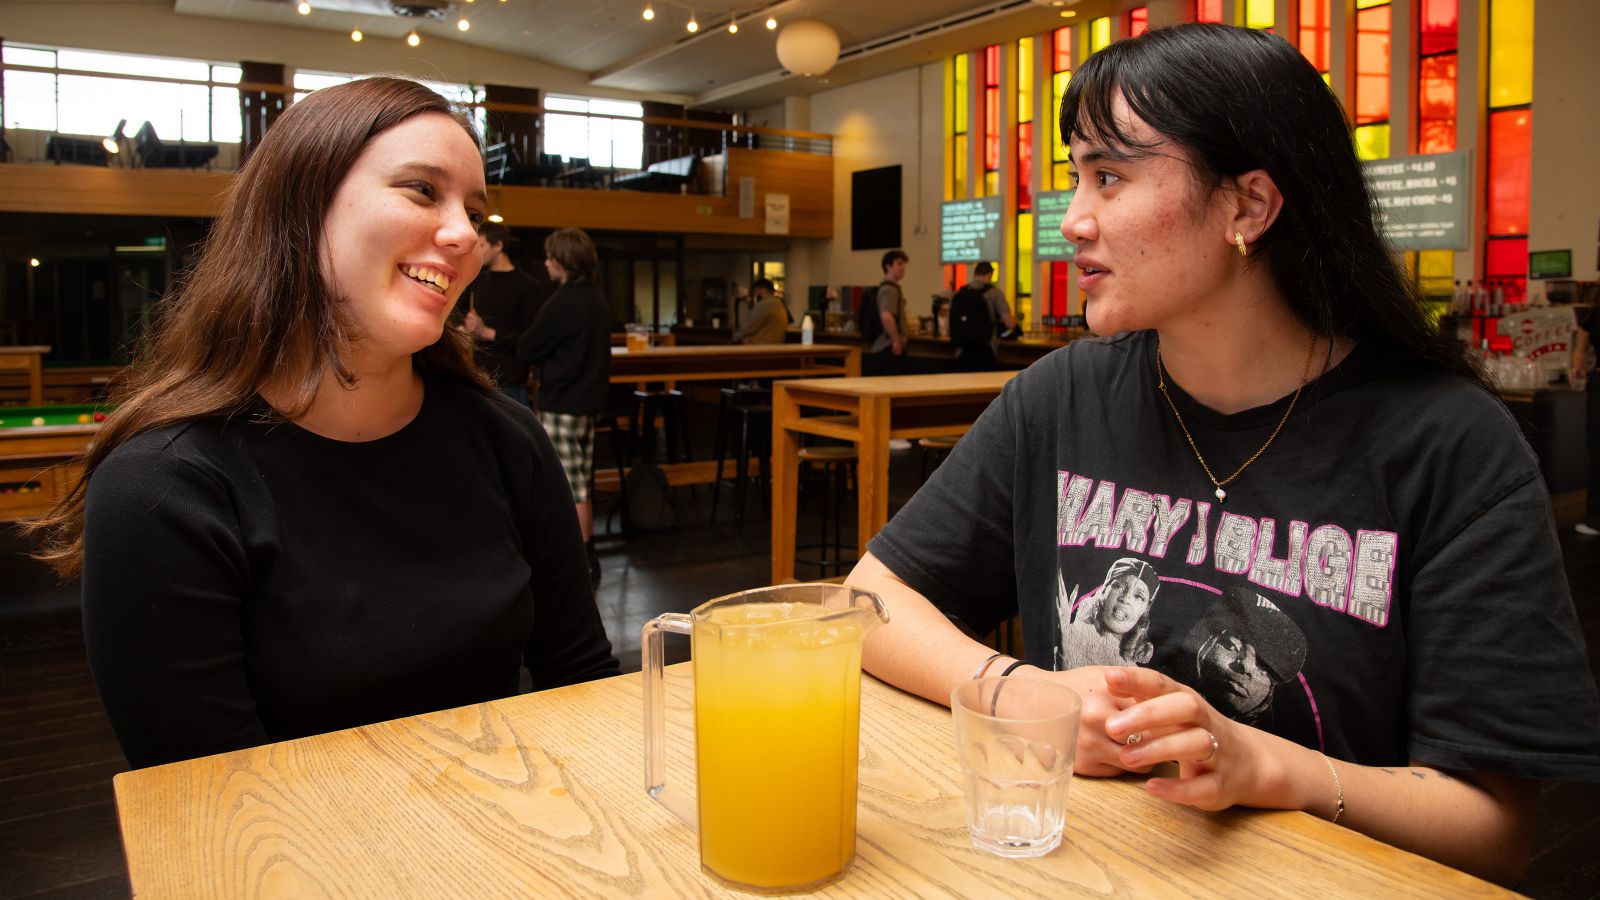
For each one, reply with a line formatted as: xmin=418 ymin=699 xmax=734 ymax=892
xmin=871 ymin=330 xmax=1600 ymax=780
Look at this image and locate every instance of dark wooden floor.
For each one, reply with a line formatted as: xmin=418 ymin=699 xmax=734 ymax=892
xmin=2 ymin=441 xmax=1597 ymax=898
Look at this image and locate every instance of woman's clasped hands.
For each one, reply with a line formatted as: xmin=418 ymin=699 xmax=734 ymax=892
xmin=1049 ymin=665 xmax=1278 ymax=812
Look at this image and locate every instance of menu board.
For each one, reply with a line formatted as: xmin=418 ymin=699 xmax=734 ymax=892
xmin=1033 ymin=190 xmax=1077 ymax=262
xmin=940 ymin=197 xmax=1003 ymax=264
xmin=1362 ymin=151 xmax=1469 ymax=251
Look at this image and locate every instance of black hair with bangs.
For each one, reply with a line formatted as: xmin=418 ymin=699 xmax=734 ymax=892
xmin=1060 ymin=23 xmax=1484 ymax=388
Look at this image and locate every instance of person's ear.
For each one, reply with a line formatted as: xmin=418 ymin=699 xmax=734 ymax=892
xmin=1226 ymin=169 xmax=1283 ymax=257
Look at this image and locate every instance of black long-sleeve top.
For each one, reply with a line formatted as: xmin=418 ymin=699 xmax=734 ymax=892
xmin=517 ymin=278 xmax=612 ymax=415
xmin=82 ymin=377 xmax=620 ymax=769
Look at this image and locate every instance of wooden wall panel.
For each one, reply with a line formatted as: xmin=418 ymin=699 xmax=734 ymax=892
xmin=0 ymin=164 xmax=233 ymax=218
xmin=0 ymin=148 xmax=834 ymax=238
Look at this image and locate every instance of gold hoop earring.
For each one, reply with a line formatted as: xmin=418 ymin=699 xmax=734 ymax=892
xmin=1234 ymin=232 xmax=1248 ymax=258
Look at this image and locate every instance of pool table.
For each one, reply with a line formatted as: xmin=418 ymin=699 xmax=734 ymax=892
xmin=0 ymin=404 xmax=109 ymax=521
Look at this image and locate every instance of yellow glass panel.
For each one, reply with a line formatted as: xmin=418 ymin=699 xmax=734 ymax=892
xmin=954 ymin=135 xmax=968 ymax=199
xmin=984 ymin=170 xmax=999 ymax=197
xmin=944 ymin=57 xmax=955 ymax=200
xmin=1321 ymin=71 xmax=1332 ymax=88
xmin=954 ymin=53 xmax=969 ymax=133
xmin=1246 ymin=0 xmax=1274 ymax=30
xmin=1355 ymin=0 xmax=1388 ymax=9
xmin=1417 ymin=249 xmax=1454 ymax=298
xmin=1053 ymin=162 xmax=1072 ymax=190
xmin=1052 ymin=71 xmax=1072 ymax=161
xmin=1017 ymin=37 xmax=1034 ymax=123
xmin=1489 ymin=0 xmax=1533 ymax=108
xmin=1090 ymin=17 xmax=1110 ymax=54
xmin=1354 ymin=123 xmax=1390 ymax=160
xmin=1017 ymin=213 xmax=1034 ymax=297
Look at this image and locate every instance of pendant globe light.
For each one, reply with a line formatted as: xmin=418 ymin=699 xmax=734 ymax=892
xmin=775 ymin=19 xmax=840 ymax=76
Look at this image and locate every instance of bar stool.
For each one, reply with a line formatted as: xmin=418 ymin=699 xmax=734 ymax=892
xmin=628 ymin=387 xmax=692 ymax=465
xmin=711 ymin=385 xmax=771 ymax=531
xmin=796 ymin=445 xmax=857 ymax=576
xmin=918 ymin=433 xmax=964 ymax=483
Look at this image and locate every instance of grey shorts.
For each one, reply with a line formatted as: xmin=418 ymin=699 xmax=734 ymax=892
xmin=537 ymin=411 xmax=596 ymax=504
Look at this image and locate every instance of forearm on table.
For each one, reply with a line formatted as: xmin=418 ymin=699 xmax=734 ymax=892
xmin=848 ymin=552 xmax=1001 ymax=707
xmin=1264 ymin=736 xmax=1536 ymax=885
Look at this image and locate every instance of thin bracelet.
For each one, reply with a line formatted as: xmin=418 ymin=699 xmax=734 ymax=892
xmin=988 ymin=660 xmax=1030 ymax=715
xmin=1321 ymin=754 xmax=1345 ymax=825
xmin=998 ymin=660 xmax=1028 ymax=677
xmin=970 ymin=652 xmax=1004 ymax=681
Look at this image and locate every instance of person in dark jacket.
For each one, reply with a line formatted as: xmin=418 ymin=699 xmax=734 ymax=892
xmin=519 ymin=227 xmax=612 ymax=584
xmin=459 ymin=221 xmax=551 ymax=404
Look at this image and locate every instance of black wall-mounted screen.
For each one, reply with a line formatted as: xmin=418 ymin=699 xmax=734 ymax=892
xmin=851 ymin=165 xmax=902 ymax=251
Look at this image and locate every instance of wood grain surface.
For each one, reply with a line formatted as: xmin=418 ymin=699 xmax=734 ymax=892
xmin=114 ymin=669 xmax=1510 ymax=898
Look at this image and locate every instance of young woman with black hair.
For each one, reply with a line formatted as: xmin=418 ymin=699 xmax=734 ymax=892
xmin=848 ymin=24 xmax=1598 ymax=884
xmin=31 ymin=78 xmax=619 ymax=769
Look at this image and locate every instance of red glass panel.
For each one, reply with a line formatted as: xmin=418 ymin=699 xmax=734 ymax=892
xmin=1419 ymin=0 xmax=1459 ymax=56
xmin=1195 ymin=0 xmax=1223 ymax=24
xmin=985 ymin=45 xmax=1000 ymax=87
xmin=1129 ymin=7 xmax=1149 ymax=37
xmin=1017 ymin=121 xmax=1033 ymax=211
xmin=1297 ymin=0 xmax=1330 ymax=71
xmin=984 ymin=86 xmax=1001 ymax=170
xmin=1053 ymin=27 xmax=1072 ymax=71
xmin=1354 ymin=6 xmax=1391 ymax=125
xmin=1487 ymin=109 xmax=1531 ymax=235
xmin=1417 ymin=54 xmax=1456 ymax=153
xmin=1051 ymin=262 xmax=1070 ymax=319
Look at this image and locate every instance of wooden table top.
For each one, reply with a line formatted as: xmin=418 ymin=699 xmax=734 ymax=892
xmin=112 ymin=667 xmax=1506 ymax=898
xmin=611 ymin=343 xmax=857 ymax=359
xmin=774 ymin=370 xmax=1017 ymax=398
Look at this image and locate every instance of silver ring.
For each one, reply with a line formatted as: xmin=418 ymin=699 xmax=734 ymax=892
xmin=1201 ymin=730 xmax=1219 ymax=762
xmin=1125 ymin=731 xmax=1143 ymax=746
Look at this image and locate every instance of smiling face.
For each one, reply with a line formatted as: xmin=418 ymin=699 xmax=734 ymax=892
xmin=1059 ymin=93 xmax=1237 ymax=337
xmin=1095 ymin=573 xmax=1151 ymax=635
xmin=319 ymin=112 xmax=487 ymax=363
xmin=1196 ymin=631 xmax=1273 ymax=715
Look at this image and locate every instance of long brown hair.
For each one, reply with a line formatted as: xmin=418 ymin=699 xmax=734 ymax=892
xmin=30 ymin=76 xmax=492 ymax=577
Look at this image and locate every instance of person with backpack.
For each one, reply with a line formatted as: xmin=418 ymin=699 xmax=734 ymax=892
xmin=948 ymin=261 xmax=1019 ymax=371
xmin=862 ymin=249 xmax=910 ymax=376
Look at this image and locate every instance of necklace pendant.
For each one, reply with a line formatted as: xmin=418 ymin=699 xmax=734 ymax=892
xmin=1214 ymin=486 xmax=1227 ymax=503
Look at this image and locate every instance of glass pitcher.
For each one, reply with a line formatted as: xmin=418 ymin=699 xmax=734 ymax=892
xmin=643 ymin=583 xmax=888 ymax=894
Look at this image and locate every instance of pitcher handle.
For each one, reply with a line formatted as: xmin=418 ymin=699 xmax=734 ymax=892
xmin=643 ymin=612 xmax=694 ymax=825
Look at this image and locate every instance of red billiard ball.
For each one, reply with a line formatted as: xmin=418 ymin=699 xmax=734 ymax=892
xmin=93 ymin=411 xmax=107 ymax=422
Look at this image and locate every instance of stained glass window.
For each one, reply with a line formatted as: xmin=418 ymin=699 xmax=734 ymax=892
xmin=1354 ymin=4 xmax=1391 ymax=125
xmin=1128 ymin=8 xmax=1149 ymax=38
xmin=1195 ymin=0 xmax=1223 ymax=23
xmin=1298 ymin=0 xmax=1331 ymax=73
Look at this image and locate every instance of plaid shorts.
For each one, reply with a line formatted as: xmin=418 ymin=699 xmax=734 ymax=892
xmin=537 ymin=411 xmax=596 ymax=504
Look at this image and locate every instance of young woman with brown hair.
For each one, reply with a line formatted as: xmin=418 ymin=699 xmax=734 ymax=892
xmin=31 ymin=77 xmax=618 ymax=769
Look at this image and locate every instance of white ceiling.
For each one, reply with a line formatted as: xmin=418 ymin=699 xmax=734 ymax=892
xmin=171 ymin=0 xmax=1111 ymax=110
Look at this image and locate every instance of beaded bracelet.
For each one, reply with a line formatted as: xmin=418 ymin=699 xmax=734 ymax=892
xmin=1322 ymin=754 xmax=1345 ymax=825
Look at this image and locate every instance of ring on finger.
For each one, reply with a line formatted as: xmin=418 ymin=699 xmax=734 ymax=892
xmin=1125 ymin=731 xmax=1144 ymax=746
xmin=1200 ymin=729 xmax=1219 ymax=762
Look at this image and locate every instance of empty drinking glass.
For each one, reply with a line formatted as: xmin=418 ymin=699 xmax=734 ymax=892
xmin=950 ymin=677 xmax=1082 ymax=858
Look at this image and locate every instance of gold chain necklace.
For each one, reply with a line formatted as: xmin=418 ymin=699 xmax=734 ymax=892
xmin=1155 ymin=333 xmax=1318 ymax=503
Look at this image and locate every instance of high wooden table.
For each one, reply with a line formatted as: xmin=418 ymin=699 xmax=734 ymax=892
xmin=0 ymin=345 xmax=49 ymax=405
xmin=112 ymin=667 xmax=1506 ymax=898
xmin=609 ymin=342 xmax=860 ymax=385
xmin=770 ymin=371 xmax=1017 ymax=584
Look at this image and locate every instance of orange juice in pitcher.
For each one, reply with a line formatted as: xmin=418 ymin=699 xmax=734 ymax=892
xmin=643 ymin=585 xmax=887 ymax=893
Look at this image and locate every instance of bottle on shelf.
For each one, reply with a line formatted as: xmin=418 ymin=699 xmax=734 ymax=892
xmin=800 ymin=313 xmax=814 ymax=345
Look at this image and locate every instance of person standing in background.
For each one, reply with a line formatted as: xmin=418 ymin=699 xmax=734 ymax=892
xmin=732 ymin=277 xmax=788 ymax=344
xmin=519 ymin=228 xmax=612 ymax=589
xmin=459 ymin=222 xmax=550 ymax=405
xmin=950 ymin=261 xmax=1019 ymax=371
xmin=1571 ymin=302 xmax=1598 ymax=536
xmin=866 ymin=250 xmax=909 ymax=376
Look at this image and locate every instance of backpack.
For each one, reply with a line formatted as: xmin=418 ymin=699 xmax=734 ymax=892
xmin=948 ymin=285 xmax=994 ymax=349
xmin=856 ymin=282 xmax=887 ymax=344
xmin=624 ymin=462 xmax=676 ymax=530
